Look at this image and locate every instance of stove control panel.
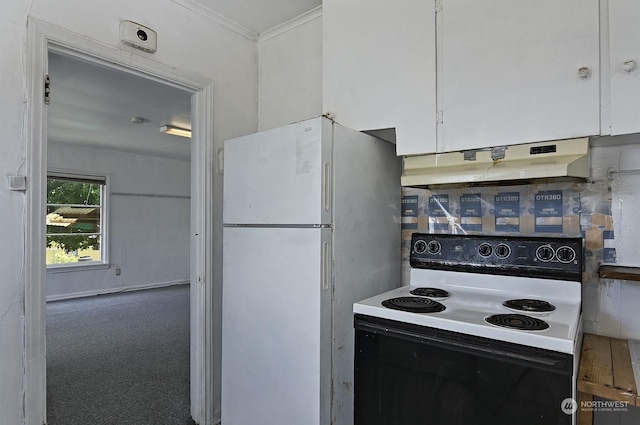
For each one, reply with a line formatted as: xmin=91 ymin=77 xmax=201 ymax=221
xmin=409 ymin=233 xmax=583 ymax=282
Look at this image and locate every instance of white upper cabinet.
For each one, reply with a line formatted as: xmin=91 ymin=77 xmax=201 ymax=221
xmin=323 ymin=0 xmax=437 ymax=155
xmin=439 ymin=0 xmax=600 ymax=153
xmin=608 ymin=0 xmax=640 ymax=135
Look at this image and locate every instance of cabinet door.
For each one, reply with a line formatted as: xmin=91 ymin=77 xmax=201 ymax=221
xmin=323 ymin=0 xmax=437 ymax=155
xmin=440 ymin=0 xmax=600 ymax=152
xmin=609 ymin=0 xmax=640 ymax=135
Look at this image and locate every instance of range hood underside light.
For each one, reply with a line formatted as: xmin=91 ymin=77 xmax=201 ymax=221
xmin=401 ymin=138 xmax=590 ymax=188
xmin=160 ymin=125 xmax=191 ymax=138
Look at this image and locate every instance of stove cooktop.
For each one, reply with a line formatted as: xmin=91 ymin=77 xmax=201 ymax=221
xmin=353 ymin=268 xmax=582 ymax=354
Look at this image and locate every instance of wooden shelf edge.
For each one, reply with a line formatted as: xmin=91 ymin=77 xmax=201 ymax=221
xmin=598 ymin=265 xmax=640 ymax=282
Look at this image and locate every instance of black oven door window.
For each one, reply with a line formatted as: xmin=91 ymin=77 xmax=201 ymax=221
xmin=354 ymin=315 xmax=573 ymax=425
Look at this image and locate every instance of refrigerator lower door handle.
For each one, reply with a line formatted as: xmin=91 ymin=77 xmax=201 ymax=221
xmin=322 ymin=241 xmax=330 ymax=291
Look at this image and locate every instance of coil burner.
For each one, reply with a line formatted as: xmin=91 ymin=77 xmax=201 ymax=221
xmin=485 ymin=314 xmax=550 ymax=331
xmin=503 ymin=299 xmax=556 ymax=313
xmin=382 ymin=297 xmax=446 ymax=314
xmin=409 ymin=288 xmax=451 ymax=298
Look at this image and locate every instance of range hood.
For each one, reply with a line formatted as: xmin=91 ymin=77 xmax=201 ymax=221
xmin=401 ymin=138 xmax=590 ymax=188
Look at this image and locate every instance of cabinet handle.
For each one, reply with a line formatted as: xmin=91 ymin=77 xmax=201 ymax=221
xmin=623 ymin=60 xmax=636 ymax=73
xmin=578 ymin=67 xmax=591 ymax=79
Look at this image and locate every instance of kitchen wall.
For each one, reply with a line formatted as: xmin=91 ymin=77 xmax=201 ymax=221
xmin=46 ymin=142 xmax=190 ymax=300
xmin=258 ymin=9 xmax=322 ymax=131
xmin=0 ymin=0 xmax=257 ymax=422
xmin=586 ymin=138 xmax=640 ymax=341
xmin=589 ymin=135 xmax=640 ymax=425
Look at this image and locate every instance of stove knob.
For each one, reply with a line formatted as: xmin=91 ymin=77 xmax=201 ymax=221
xmin=556 ymin=246 xmax=576 ymax=263
xmin=495 ymin=243 xmax=511 ymax=259
xmin=414 ymin=240 xmax=427 ymax=254
xmin=478 ymin=243 xmax=493 ymax=257
xmin=536 ymin=245 xmax=554 ymax=262
xmin=426 ymin=240 xmax=442 ymax=255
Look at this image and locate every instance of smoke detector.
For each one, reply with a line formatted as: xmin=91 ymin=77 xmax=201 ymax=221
xmin=120 ymin=20 xmax=157 ymax=53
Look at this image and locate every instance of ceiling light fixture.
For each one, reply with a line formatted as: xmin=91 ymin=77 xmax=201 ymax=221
xmin=160 ymin=125 xmax=191 ymax=138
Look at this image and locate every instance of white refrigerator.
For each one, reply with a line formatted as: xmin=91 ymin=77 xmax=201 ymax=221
xmin=221 ymin=117 xmax=401 ymax=425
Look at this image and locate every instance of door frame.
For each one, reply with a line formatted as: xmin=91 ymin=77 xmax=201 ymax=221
xmin=25 ymin=18 xmax=216 ymax=425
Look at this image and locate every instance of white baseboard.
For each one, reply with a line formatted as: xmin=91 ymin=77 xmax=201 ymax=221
xmin=46 ymin=279 xmax=190 ymax=302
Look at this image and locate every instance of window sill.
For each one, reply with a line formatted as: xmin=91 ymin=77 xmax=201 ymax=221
xmin=46 ymin=262 xmax=110 ymax=274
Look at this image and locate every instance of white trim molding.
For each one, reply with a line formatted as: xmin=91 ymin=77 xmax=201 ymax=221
xmin=171 ymin=0 xmax=259 ymax=41
xmin=46 ymin=280 xmax=190 ymax=302
xmin=172 ymin=0 xmax=322 ymax=44
xmin=259 ymin=5 xmax=322 ymax=43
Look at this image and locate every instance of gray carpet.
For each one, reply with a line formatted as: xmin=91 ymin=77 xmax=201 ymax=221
xmin=46 ymin=285 xmax=196 ymax=425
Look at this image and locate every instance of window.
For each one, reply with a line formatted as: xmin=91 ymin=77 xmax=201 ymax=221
xmin=46 ymin=173 xmax=108 ymax=267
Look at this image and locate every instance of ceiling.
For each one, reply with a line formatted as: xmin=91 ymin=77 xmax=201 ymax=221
xmin=48 ymin=52 xmax=193 ymax=161
xmin=47 ymin=0 xmax=321 ymax=162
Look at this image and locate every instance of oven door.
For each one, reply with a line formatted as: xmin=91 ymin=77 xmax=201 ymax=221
xmin=354 ymin=314 xmax=574 ymax=425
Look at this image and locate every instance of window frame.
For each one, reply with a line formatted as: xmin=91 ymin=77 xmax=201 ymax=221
xmin=46 ymin=170 xmax=110 ymax=271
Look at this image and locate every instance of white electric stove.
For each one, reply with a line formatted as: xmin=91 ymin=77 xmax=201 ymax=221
xmin=354 ymin=267 xmax=582 ymax=354
xmin=353 ymin=233 xmax=583 ymax=425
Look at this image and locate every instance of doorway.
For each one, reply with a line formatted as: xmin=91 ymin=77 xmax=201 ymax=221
xmin=45 ymin=50 xmax=192 ymax=423
xmin=26 ymin=19 xmax=217 ymax=425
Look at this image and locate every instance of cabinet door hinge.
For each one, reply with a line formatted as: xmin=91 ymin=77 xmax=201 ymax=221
xmin=44 ymin=75 xmax=51 ymax=105
xmin=435 ymin=0 xmax=443 ymax=13
xmin=436 ymin=110 xmax=444 ymax=124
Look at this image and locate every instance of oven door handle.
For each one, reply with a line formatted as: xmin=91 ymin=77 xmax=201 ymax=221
xmin=355 ymin=318 xmax=571 ymax=373
xmin=440 ymin=337 xmax=566 ymax=369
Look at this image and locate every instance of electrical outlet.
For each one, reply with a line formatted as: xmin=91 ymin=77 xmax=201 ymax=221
xmin=115 ymin=268 xmax=121 ymax=276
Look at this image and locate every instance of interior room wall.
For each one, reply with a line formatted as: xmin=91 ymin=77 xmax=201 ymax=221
xmin=1 ymin=0 xmax=257 ymax=421
xmin=585 ymin=139 xmax=640 ymax=341
xmin=258 ymin=11 xmax=322 ymax=131
xmin=46 ymin=142 xmax=190 ymax=300
xmin=0 ymin=17 xmax=27 ymax=425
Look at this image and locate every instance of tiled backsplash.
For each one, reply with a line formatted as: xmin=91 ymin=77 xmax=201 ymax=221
xmin=401 ymin=181 xmax=614 ymax=284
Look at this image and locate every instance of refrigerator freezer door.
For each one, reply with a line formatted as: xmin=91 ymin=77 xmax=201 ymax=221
xmin=223 ymin=117 xmax=332 ymax=225
xmin=222 ymin=226 xmax=332 ymax=425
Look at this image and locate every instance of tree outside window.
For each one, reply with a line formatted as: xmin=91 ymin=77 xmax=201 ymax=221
xmin=46 ymin=174 xmax=106 ymax=266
